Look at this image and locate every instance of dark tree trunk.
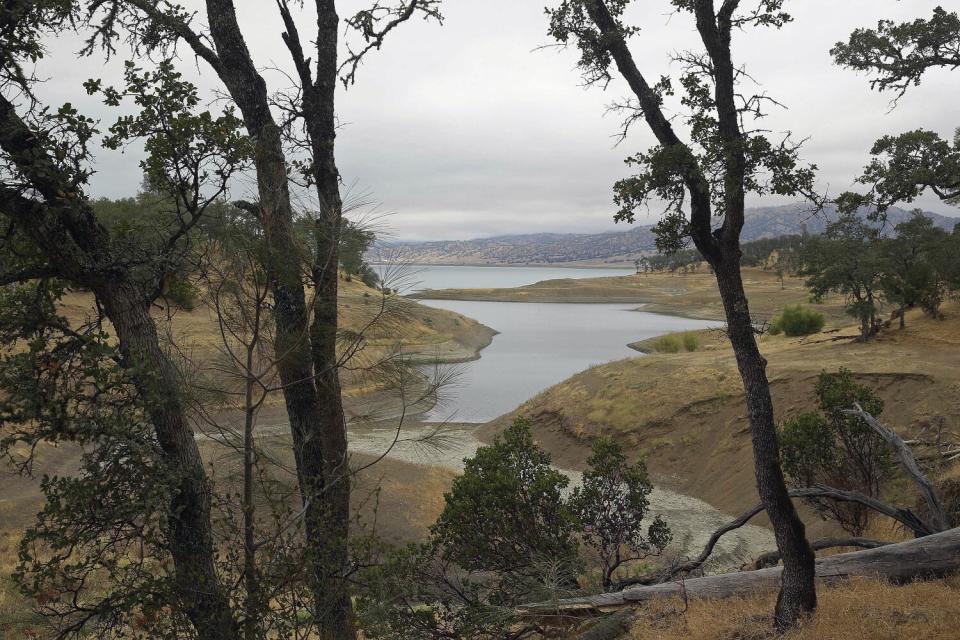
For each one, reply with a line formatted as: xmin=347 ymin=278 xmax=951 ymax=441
xmin=712 ymin=256 xmax=818 ymax=629
xmin=300 ymin=5 xmax=356 ymax=636
xmin=578 ymin=2 xmax=817 ymax=629
xmin=200 ymin=3 xmax=356 ymax=636
xmin=97 ymin=282 xmax=242 ymax=640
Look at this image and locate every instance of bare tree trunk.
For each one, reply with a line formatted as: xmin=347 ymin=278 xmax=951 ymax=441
xmin=711 ymin=256 xmax=817 ymax=630
xmin=575 ymin=2 xmax=818 ymax=629
xmin=243 ymin=347 xmax=262 ymax=640
xmin=199 ymin=5 xmax=356 ymax=636
xmin=301 ymin=5 xmax=356 ymax=636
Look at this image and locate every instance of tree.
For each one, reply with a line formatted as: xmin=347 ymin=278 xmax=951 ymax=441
xmin=832 ymin=6 xmax=960 ymax=100
xmin=569 ymin=437 xmax=670 ymax=591
xmin=0 ymin=12 xmax=249 ymax=638
xmin=546 ymin=0 xmax=818 ymax=628
xmin=801 ymin=213 xmax=882 ymax=340
xmin=83 ymin=3 xmax=443 ymax=636
xmin=431 ymin=417 xmax=580 ymax=590
xmin=832 ymin=7 xmax=960 ymax=217
xmin=878 ymin=212 xmax=950 ymax=325
xmin=357 ymin=418 xmax=670 ymax=639
xmin=780 ymin=369 xmax=893 ymax=535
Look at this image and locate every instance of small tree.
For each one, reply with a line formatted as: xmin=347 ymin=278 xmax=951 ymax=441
xmin=570 ymin=437 xmax=670 ymax=590
xmin=802 ymin=213 xmax=882 ymax=340
xmin=781 ymin=369 xmax=894 ymax=535
xmin=430 ymin=417 xmax=580 ymax=590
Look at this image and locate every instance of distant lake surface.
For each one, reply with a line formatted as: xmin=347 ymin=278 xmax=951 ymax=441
xmin=417 ymin=298 xmax=717 ymax=423
xmin=379 ymin=264 xmax=634 ymax=293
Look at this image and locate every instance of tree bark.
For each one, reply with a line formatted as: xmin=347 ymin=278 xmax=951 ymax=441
xmin=300 ymin=5 xmax=356 ymax=638
xmin=199 ymin=3 xmax=356 ymax=636
xmin=98 ymin=282 xmax=242 ymax=640
xmin=580 ymin=2 xmax=818 ymax=629
xmin=711 ymin=256 xmax=818 ymax=629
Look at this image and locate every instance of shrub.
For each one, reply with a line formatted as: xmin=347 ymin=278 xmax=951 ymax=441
xmin=780 ymin=368 xmax=893 ymax=535
xmin=652 ymin=335 xmax=681 ymax=353
xmin=359 ymin=418 xmax=672 ymax=637
xmin=164 ymin=276 xmax=199 ymax=311
xmin=769 ymin=304 xmax=825 ymax=337
xmin=652 ymin=333 xmax=698 ymax=353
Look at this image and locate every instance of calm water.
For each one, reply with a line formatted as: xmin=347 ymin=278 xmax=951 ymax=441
xmin=418 ymin=299 xmax=717 ymax=422
xmin=378 ymin=264 xmax=633 ymax=294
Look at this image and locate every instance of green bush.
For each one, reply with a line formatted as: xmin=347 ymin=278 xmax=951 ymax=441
xmin=652 ymin=333 xmax=698 ymax=353
xmin=652 ymin=335 xmax=681 ymax=353
xmin=165 ymin=276 xmax=199 ymax=311
xmin=769 ymin=304 xmax=825 ymax=337
xmin=779 ymin=368 xmax=892 ymax=535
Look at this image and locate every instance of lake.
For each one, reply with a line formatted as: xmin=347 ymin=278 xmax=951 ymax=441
xmin=417 ymin=299 xmax=717 ymax=422
xmin=393 ymin=265 xmax=716 ymax=422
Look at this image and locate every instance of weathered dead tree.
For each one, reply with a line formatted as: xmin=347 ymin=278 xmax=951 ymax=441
xmin=845 ymin=404 xmax=950 ymax=532
xmin=519 ymin=527 xmax=960 ymax=616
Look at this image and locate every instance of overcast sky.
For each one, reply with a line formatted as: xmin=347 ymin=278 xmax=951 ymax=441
xmin=38 ymin=0 xmax=960 ymax=241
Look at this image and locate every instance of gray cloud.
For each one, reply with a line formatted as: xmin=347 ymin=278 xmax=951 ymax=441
xmin=34 ymin=1 xmax=960 ymax=241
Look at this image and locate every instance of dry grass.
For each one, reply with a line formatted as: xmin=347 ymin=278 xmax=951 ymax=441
xmin=484 ymin=301 xmax=960 ymax=536
xmin=56 ymin=275 xmax=495 ymax=402
xmin=626 ymin=576 xmax=960 ymax=639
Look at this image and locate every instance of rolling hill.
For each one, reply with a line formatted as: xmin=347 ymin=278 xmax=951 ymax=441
xmin=371 ymin=203 xmax=958 ymax=266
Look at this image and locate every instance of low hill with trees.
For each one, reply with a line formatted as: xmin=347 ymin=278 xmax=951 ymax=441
xmin=372 ymin=204 xmax=956 ymax=266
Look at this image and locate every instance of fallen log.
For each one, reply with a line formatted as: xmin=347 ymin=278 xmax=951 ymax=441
xmin=751 ymin=537 xmax=890 ymax=570
xmin=519 ymin=527 xmax=960 ymax=616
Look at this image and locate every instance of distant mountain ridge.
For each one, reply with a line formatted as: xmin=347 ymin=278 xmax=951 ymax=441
xmin=370 ymin=204 xmax=958 ymax=266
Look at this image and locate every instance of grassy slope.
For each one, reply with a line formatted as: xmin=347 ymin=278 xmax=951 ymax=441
xmin=0 ymin=278 xmax=482 ymax=634
xmin=623 ymin=575 xmax=960 ymax=639
xmin=480 ymin=299 xmax=960 ymax=538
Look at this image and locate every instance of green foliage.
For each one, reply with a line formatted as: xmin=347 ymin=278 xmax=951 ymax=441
xmin=0 ymin=283 xmax=188 ymax=638
xmin=164 ymin=274 xmax=199 ymax=311
xmin=682 ymin=332 xmax=699 ymax=352
xmin=769 ymin=305 xmax=825 ymax=337
xmin=652 ymin=332 xmax=699 ymax=353
xmin=834 ymin=7 xmax=960 ymax=218
xmin=570 ymin=437 xmax=670 ymax=590
xmin=832 ymin=7 xmax=960 ymax=96
xmin=359 ymin=418 xmax=671 ymax=638
xmin=878 ymin=212 xmax=952 ymax=320
xmin=780 ymin=369 xmax=894 ymax=535
xmin=431 ymin=417 xmax=579 ymax=582
xmin=652 ymin=334 xmax=681 ymax=353
xmin=546 ymin=1 xmax=815 ymax=253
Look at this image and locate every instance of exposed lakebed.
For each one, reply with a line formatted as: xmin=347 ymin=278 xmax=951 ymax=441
xmin=219 ymin=266 xmax=775 ymax=568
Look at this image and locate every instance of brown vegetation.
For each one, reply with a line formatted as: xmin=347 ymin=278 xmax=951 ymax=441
xmin=624 ymin=575 xmax=960 ymax=640
xmin=482 ymin=301 xmax=960 ymax=539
